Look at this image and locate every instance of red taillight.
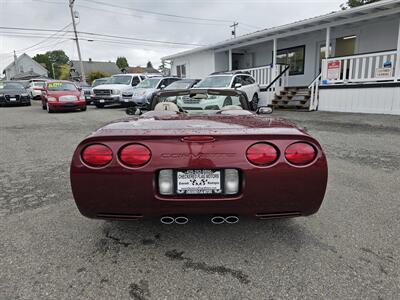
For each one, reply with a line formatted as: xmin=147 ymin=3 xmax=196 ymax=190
xmin=246 ymin=143 xmax=278 ymax=166
xmin=119 ymin=144 xmax=151 ymax=167
xmin=285 ymin=142 xmax=316 ymax=165
xmin=81 ymin=144 xmax=113 ymax=167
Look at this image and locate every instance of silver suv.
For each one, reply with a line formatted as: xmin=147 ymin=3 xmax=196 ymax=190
xmin=92 ymin=73 xmax=146 ymax=108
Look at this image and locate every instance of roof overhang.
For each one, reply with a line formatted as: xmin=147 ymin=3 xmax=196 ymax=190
xmin=162 ymin=0 xmax=400 ymax=60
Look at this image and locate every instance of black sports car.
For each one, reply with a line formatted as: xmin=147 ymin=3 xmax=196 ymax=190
xmin=0 ymin=81 xmax=31 ymax=107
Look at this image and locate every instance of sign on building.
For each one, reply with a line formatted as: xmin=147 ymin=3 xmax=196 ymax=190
xmin=327 ymin=60 xmax=341 ymax=80
xmin=375 ymin=67 xmax=392 ymax=78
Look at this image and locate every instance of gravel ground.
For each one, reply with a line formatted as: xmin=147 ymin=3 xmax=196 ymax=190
xmin=1 ymin=101 xmax=399 ymax=299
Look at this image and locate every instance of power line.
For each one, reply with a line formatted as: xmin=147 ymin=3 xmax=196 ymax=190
xmin=78 ymin=31 xmax=205 ymax=46
xmin=77 ymin=4 xmax=229 ymax=27
xmin=0 ymin=23 xmax=72 ymax=56
xmin=82 ymin=0 xmax=233 ymax=23
xmin=33 ymin=0 xmax=230 ymax=27
xmin=0 ymin=26 xmax=205 ymax=46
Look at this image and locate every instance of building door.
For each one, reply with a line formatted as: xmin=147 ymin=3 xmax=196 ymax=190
xmin=232 ymin=53 xmax=243 ymax=70
xmin=316 ymin=42 xmax=332 ymax=76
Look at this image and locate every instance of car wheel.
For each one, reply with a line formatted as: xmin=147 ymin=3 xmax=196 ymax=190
xmin=95 ymin=103 xmax=105 ymax=108
xmin=251 ymin=94 xmax=259 ymax=111
xmin=81 ymin=106 xmax=87 ymax=111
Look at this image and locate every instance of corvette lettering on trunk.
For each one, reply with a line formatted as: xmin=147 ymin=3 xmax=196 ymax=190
xmin=160 ymin=153 xmax=236 ymax=159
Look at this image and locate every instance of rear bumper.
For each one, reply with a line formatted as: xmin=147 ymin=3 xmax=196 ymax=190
xmin=70 ymin=137 xmax=328 ymax=220
xmin=48 ymin=100 xmax=86 ymax=110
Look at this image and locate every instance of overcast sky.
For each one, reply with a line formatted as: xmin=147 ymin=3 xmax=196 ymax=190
xmin=0 ymin=0 xmax=344 ymax=72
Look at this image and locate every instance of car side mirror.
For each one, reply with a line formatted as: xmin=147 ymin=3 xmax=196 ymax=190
xmin=160 ymin=85 xmax=166 ymax=89
xmin=256 ymin=106 xmax=273 ymax=115
xmin=77 ymin=87 xmax=82 ymax=91
xmin=126 ymin=107 xmax=142 ymax=115
xmin=234 ymin=83 xmax=242 ymax=89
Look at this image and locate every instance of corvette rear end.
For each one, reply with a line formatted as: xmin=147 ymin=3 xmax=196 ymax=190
xmin=70 ymin=114 xmax=328 ymax=222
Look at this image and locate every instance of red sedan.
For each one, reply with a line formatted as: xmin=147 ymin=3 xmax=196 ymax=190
xmin=41 ymin=80 xmax=86 ymax=113
xmin=70 ymin=89 xmax=327 ymax=224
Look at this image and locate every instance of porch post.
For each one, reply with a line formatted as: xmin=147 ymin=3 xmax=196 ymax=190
xmin=228 ymin=49 xmax=232 ymax=71
xmin=273 ymin=38 xmax=277 ymax=91
xmin=325 ymin=26 xmax=331 ymax=59
xmin=395 ymin=19 xmax=400 ymax=81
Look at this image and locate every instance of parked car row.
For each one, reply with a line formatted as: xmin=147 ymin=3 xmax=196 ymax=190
xmin=0 ymin=70 xmax=262 ymax=113
xmin=90 ymin=71 xmax=261 ymax=110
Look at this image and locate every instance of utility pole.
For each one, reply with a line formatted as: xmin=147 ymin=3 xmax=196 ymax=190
xmin=230 ymin=22 xmax=238 ymax=38
xmin=13 ymin=50 xmax=18 ymax=79
xmin=69 ymin=0 xmax=86 ymax=83
xmin=51 ymin=63 xmax=56 ymax=79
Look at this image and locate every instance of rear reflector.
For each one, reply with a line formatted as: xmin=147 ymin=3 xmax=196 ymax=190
xmin=119 ymin=144 xmax=151 ymax=167
xmin=81 ymin=144 xmax=113 ymax=167
xmin=246 ymin=143 xmax=278 ymax=166
xmin=285 ymin=142 xmax=316 ymax=165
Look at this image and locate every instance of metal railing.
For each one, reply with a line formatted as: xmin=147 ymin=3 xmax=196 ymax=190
xmin=321 ymin=50 xmax=398 ymax=84
xmin=308 ymin=73 xmax=321 ymax=111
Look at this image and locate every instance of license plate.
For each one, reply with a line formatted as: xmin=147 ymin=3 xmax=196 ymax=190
xmin=10 ymin=97 xmax=16 ymax=101
xmin=176 ymin=170 xmax=221 ymax=194
xmin=99 ymin=99 xmax=105 ymax=103
xmin=124 ymin=99 xmax=129 ymax=102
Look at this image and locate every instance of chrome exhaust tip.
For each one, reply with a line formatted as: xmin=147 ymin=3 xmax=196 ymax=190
xmin=174 ymin=216 xmax=189 ymax=225
xmin=225 ymin=215 xmax=239 ymax=224
xmin=160 ymin=216 xmax=175 ymax=225
xmin=211 ymin=216 xmax=225 ymax=224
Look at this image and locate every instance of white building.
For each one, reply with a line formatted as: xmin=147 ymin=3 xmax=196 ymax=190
xmin=3 ymin=53 xmax=48 ymax=80
xmin=163 ymin=0 xmax=400 ymax=115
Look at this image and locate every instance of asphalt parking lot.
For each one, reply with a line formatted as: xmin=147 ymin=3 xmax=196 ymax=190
xmin=1 ymin=101 xmax=399 ymax=299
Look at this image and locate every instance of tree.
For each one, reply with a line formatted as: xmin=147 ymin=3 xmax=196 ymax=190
xmin=33 ymin=50 xmax=69 ymax=79
xmin=146 ymin=61 xmax=154 ymax=69
xmin=87 ymin=71 xmax=111 ymax=84
xmin=58 ymin=64 xmax=70 ymax=80
xmin=116 ymin=56 xmax=129 ymax=69
xmin=341 ymin=0 xmax=380 ymax=9
xmin=158 ymin=63 xmax=170 ymax=76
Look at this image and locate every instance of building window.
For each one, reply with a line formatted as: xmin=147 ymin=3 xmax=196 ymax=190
xmin=276 ymin=45 xmax=305 ymax=75
xmin=176 ymin=64 xmax=186 ymax=78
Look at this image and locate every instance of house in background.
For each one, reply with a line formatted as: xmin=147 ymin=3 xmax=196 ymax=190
xmin=70 ymin=58 xmax=121 ymax=80
xmin=2 ymin=53 xmax=48 ymax=80
xmin=163 ymin=0 xmax=400 ymax=115
xmin=124 ymin=61 xmax=161 ymax=75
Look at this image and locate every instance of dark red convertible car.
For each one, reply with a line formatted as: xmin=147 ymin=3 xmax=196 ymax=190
xmin=70 ymin=89 xmax=327 ymax=224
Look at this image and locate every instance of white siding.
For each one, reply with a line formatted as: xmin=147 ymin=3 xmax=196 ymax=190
xmin=171 ymin=50 xmax=215 ymax=79
xmin=168 ymin=15 xmax=400 ymax=85
xmin=214 ymin=51 xmax=229 ymax=72
xmin=319 ymin=87 xmax=400 ymax=115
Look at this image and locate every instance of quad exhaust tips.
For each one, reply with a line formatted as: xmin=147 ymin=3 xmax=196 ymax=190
xmin=160 ymin=215 xmax=239 ymax=225
xmin=211 ymin=215 xmax=239 ymax=224
xmin=160 ymin=216 xmax=189 ymax=225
